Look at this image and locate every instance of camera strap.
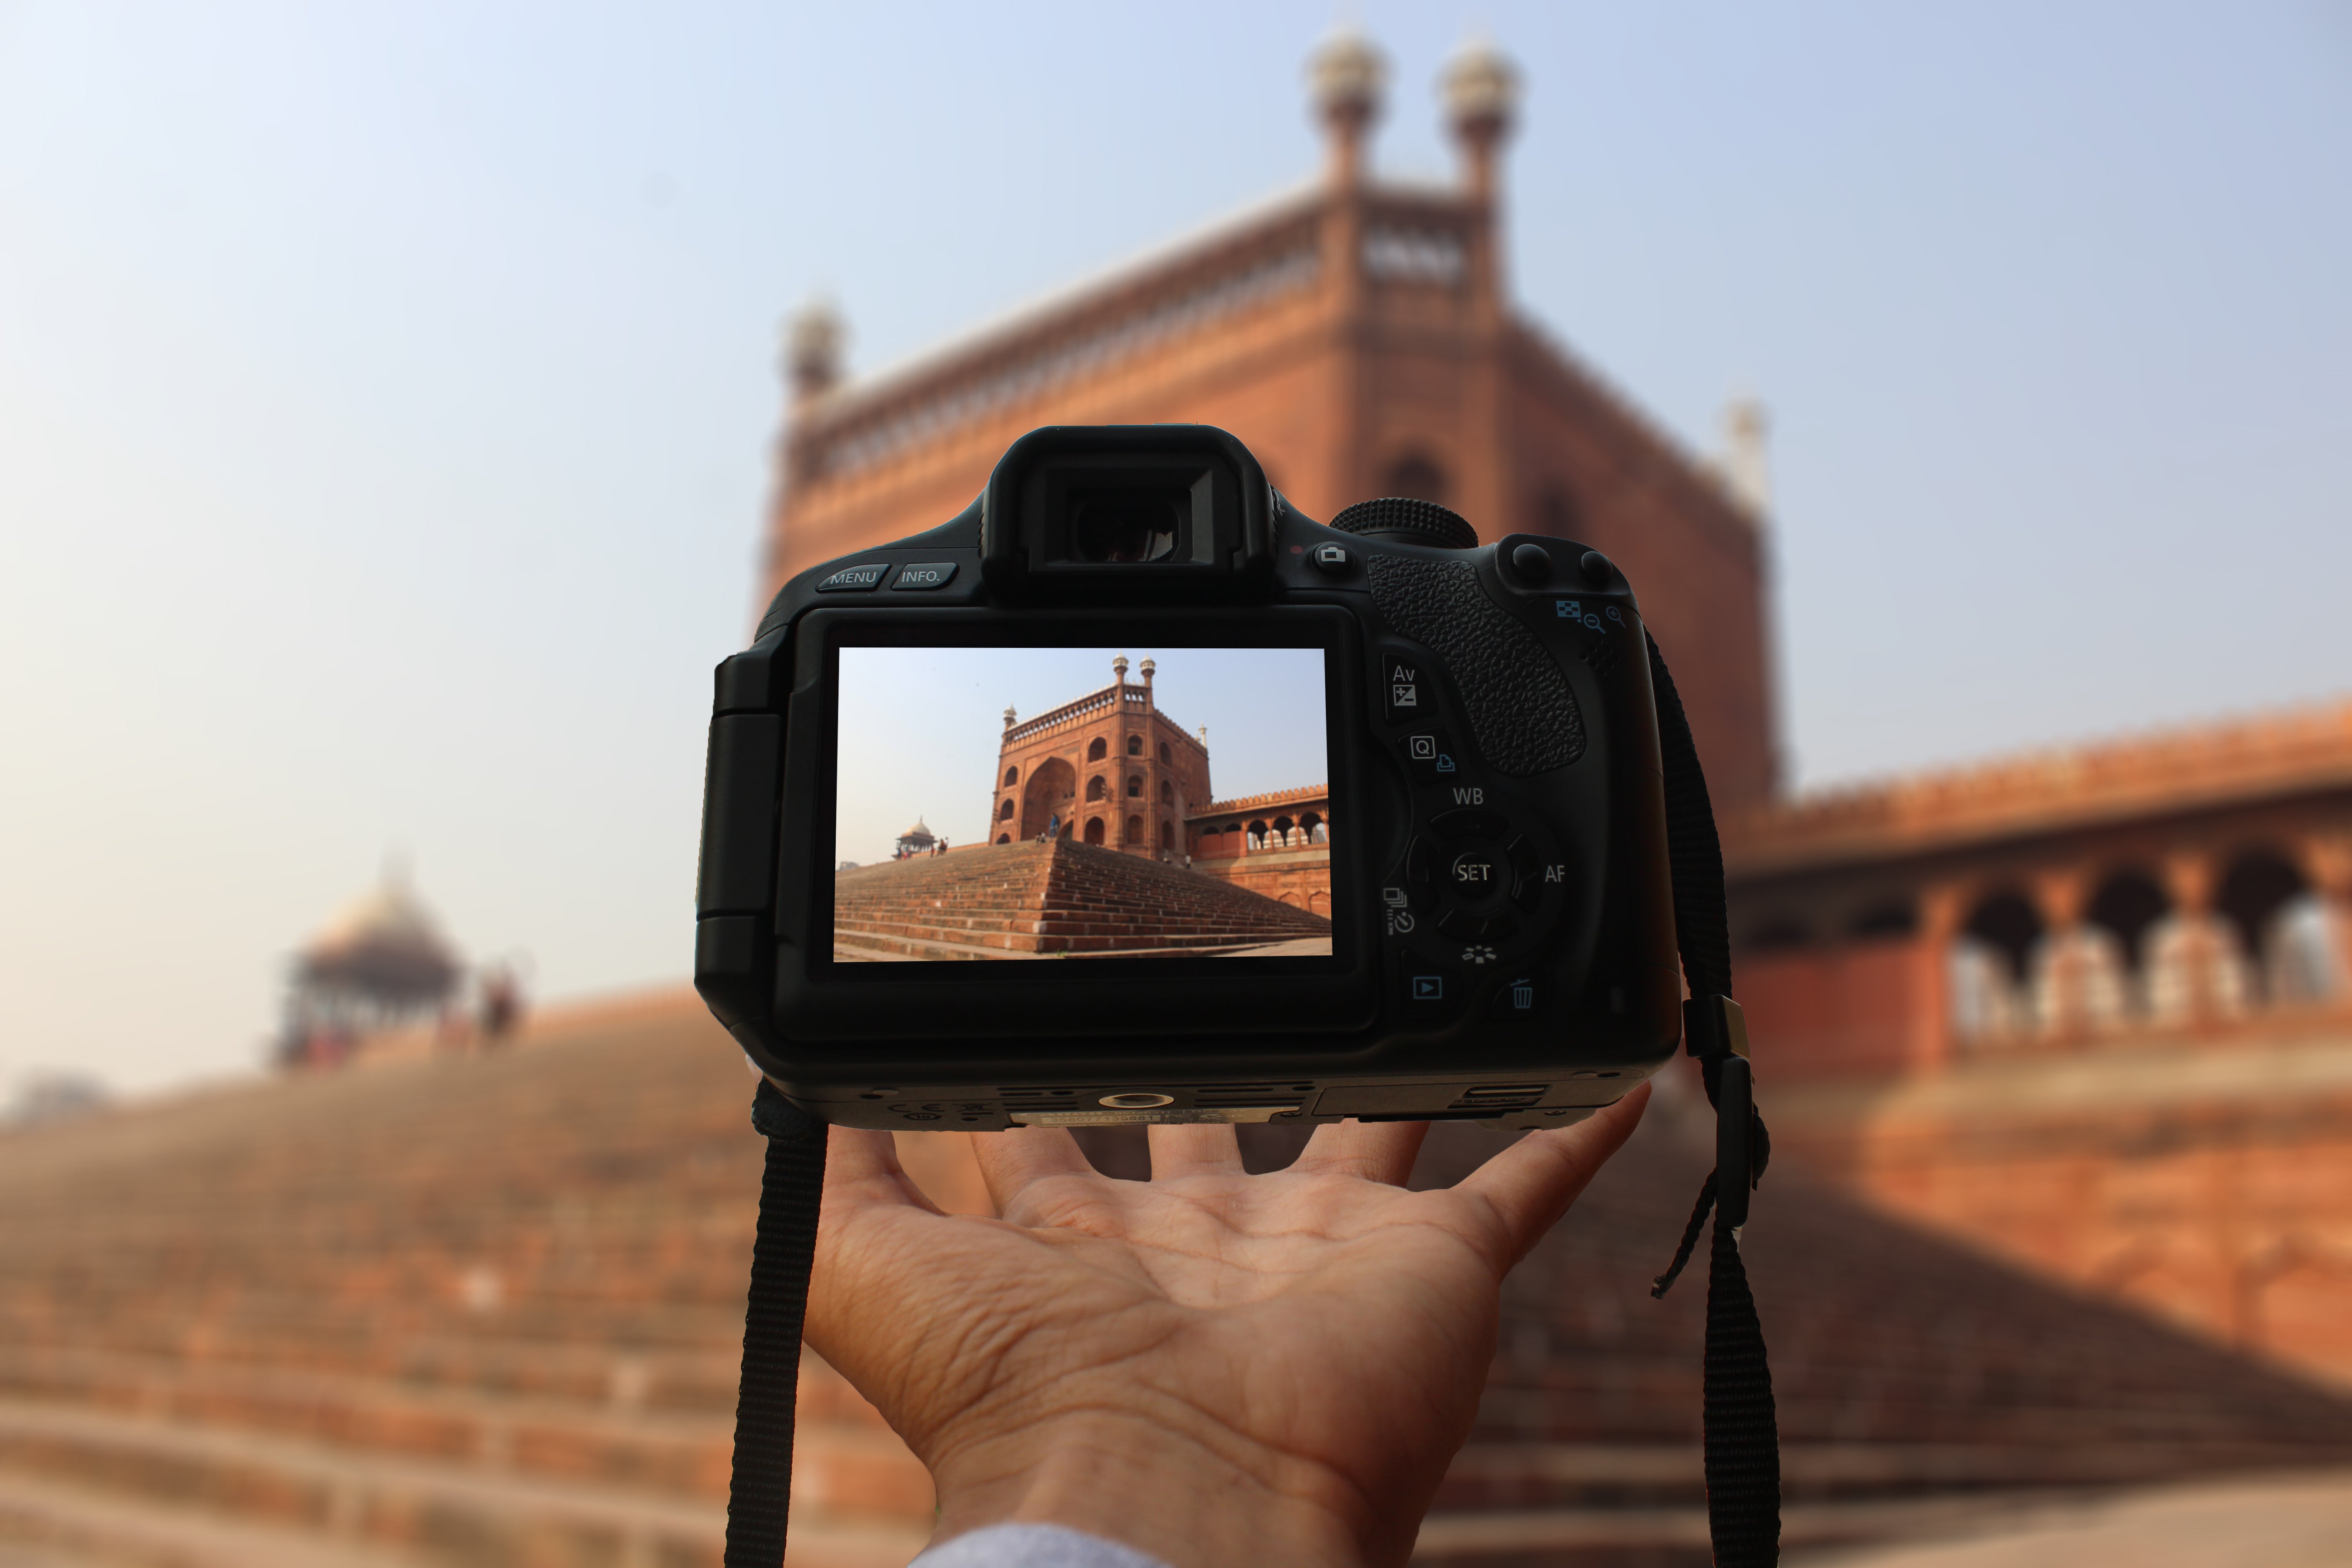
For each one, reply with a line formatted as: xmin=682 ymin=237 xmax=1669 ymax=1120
xmin=1644 ymin=632 xmax=1782 ymax=1568
xmin=720 ymin=638 xmax=1779 ymax=1568
xmin=725 ymin=1080 xmax=826 ymax=1568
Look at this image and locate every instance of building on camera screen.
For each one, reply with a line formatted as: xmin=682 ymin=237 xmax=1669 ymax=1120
xmin=833 ymin=647 xmax=1332 ymax=960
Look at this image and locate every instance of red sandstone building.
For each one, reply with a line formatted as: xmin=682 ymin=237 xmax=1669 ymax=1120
xmin=765 ymin=34 xmax=2352 ymax=1383
xmin=991 ymin=655 xmax=1209 ymax=854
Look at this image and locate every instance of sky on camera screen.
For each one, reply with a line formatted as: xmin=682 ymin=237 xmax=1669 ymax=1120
xmin=833 ymin=646 xmax=1328 ymax=867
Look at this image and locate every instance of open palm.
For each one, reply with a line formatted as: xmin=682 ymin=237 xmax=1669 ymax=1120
xmin=805 ymin=1087 xmax=1651 ymax=1568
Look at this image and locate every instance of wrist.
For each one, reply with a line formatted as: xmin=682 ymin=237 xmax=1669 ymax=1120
xmin=926 ymin=1408 xmax=1374 ymax=1568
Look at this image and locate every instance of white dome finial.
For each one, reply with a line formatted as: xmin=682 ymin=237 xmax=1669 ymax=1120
xmin=1308 ymin=28 xmax=1387 ymax=186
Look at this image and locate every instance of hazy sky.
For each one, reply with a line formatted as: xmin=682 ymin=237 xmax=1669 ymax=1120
xmin=3 ymin=3 xmax=2346 ymax=1094
xmin=834 ymin=647 xmax=1328 ymax=865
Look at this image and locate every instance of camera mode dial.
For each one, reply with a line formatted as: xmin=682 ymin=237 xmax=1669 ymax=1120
xmin=1329 ymin=497 xmax=1479 ymax=551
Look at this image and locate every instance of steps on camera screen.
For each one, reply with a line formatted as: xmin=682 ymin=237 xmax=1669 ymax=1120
xmin=832 ymin=646 xmax=1335 ymax=962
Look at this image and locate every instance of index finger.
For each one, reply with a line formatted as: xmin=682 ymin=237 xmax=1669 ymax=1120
xmin=1454 ymin=1082 xmax=1650 ymax=1268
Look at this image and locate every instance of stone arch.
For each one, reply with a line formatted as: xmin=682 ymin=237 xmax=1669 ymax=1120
xmin=995 ymin=832 xmax=1011 ymax=845
xmin=1124 ymin=814 xmax=1142 ymax=846
xmin=1247 ymin=818 xmax=1269 ymax=851
xmin=1278 ymin=892 xmax=1303 ymax=908
xmin=1272 ymin=814 xmax=1295 ymax=848
xmin=1003 ymin=765 xmax=1019 ymax=786
xmin=1953 ymin=889 xmax=2044 ymax=1043
xmin=2087 ymin=867 xmax=2170 ymax=976
xmin=1158 ymin=741 xmax=1172 ymax=766
xmin=1382 ymin=451 xmax=1450 ymax=506
xmin=1308 ymin=890 xmax=1331 ymax=916
xmin=1127 ymin=735 xmax=1143 ymax=756
xmin=1962 ymin=890 xmax=2043 ymax=984
xmin=2218 ymin=848 xmax=2311 ymax=1000
xmin=1084 ymin=816 xmax=1105 ymax=846
xmin=1127 ymin=773 xmax=1143 ymax=798
xmin=1019 ymin=757 xmax=1077 ymax=841
xmin=1300 ymin=811 xmax=1325 ymax=844
xmin=1088 ymin=736 xmax=1107 ymax=762
xmin=1160 ymin=819 xmax=1174 ymax=852
xmin=1086 ymin=774 xmax=1107 ymax=802
xmin=998 ymin=798 xmax=1014 ymax=821
xmin=1160 ymin=779 xmax=1175 ymax=803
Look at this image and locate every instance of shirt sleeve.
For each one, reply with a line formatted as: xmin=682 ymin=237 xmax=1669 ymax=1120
xmin=909 ymin=1522 xmax=1175 ymax=1568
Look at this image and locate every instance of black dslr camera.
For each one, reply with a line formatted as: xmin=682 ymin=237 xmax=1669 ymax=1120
xmin=694 ymin=425 xmax=1686 ymax=1132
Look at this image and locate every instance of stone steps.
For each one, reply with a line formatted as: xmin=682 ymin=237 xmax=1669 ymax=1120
xmin=833 ymin=840 xmax=1328 ymax=956
xmin=0 ymin=1399 xmax=924 ymax=1568
xmin=7 ymin=990 xmax=2351 ymax=1567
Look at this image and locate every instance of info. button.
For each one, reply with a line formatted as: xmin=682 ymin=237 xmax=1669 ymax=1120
xmin=889 ymin=561 xmax=960 ymax=591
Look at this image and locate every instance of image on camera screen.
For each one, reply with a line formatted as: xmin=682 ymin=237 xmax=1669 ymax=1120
xmin=833 ymin=646 xmax=1334 ymax=962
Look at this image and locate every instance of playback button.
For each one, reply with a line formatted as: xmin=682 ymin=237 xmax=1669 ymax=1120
xmin=1402 ymin=959 xmax=1460 ymax=1009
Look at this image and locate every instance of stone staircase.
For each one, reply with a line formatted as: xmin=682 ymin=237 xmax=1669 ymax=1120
xmin=832 ymin=840 xmax=1331 ymax=959
xmin=1 ymin=993 xmax=2347 ymax=1567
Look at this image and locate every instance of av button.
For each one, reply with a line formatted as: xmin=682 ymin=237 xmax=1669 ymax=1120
xmin=1381 ymin=652 xmax=1429 ymax=724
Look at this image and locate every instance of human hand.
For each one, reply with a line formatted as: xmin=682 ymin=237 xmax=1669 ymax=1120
xmin=802 ymin=1084 xmax=1651 ymax=1568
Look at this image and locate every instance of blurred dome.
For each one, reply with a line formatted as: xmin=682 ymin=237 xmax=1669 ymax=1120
xmin=297 ymin=873 xmax=461 ymax=1006
xmin=1308 ymin=28 xmax=1387 ymax=125
xmin=1442 ymin=37 xmax=1519 ymax=136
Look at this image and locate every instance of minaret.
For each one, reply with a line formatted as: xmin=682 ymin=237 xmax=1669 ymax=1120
xmin=1112 ymin=653 xmax=1129 ymax=687
xmin=1721 ymin=397 xmax=1772 ymax=519
xmin=1443 ymin=35 xmax=1519 ymax=541
xmin=1139 ymin=657 xmax=1156 ymax=706
xmin=1307 ymin=28 xmax=1386 ymax=188
xmin=1309 ymin=28 xmax=1386 ymax=519
xmin=785 ymin=299 xmax=844 ymax=411
xmin=1441 ymin=38 xmax=1519 ymax=204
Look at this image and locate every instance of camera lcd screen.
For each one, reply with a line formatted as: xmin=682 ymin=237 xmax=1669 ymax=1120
xmin=832 ymin=646 xmax=1336 ymax=965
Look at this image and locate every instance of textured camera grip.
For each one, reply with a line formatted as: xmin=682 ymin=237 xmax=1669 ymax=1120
xmin=1367 ymin=555 xmax=1586 ymax=776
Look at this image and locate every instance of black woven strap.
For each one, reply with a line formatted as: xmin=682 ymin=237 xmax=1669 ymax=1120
xmin=725 ymin=1078 xmax=828 ymax=1568
xmin=1645 ymin=633 xmax=1782 ymax=1567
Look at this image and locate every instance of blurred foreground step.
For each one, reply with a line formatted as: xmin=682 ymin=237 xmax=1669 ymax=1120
xmin=0 ymin=1398 xmax=925 ymax=1568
